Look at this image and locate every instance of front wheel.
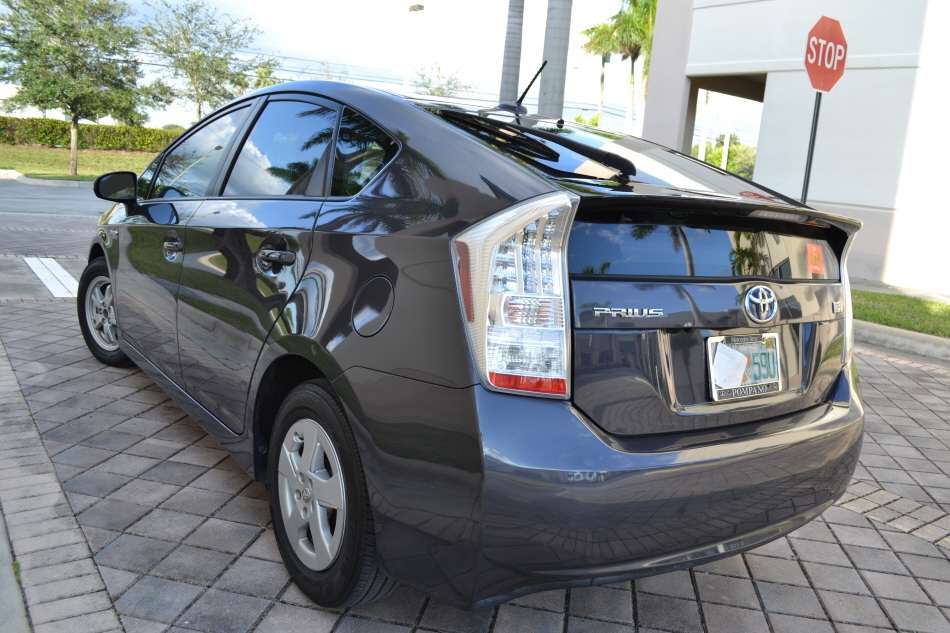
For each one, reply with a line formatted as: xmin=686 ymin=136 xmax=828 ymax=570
xmin=268 ymin=381 xmax=396 ymax=607
xmin=77 ymin=257 xmax=132 ymax=367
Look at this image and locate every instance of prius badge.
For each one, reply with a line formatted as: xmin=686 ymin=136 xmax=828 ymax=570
xmin=593 ymin=307 xmax=664 ymax=318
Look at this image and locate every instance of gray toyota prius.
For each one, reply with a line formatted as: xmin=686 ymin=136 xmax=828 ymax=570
xmin=80 ymin=80 xmax=863 ymax=610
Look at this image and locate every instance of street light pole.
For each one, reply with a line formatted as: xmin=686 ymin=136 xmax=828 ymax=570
xmin=403 ymin=5 xmax=425 ymax=90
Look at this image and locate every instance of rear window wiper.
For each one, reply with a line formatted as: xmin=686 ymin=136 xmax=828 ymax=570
xmin=506 ymin=122 xmax=637 ymax=181
xmin=441 ymin=111 xmax=636 ymax=183
xmin=440 ymin=110 xmax=560 ymax=163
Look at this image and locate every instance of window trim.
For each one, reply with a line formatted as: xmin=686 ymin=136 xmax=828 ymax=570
xmin=324 ymin=105 xmax=401 ymax=201
xmin=212 ymin=94 xmax=341 ymax=200
xmin=136 ymin=155 xmax=162 ymax=202
xmin=245 ymin=90 xmax=404 ymax=201
xmin=146 ymin=100 xmax=258 ymax=202
xmin=152 ymin=90 xmax=405 ymax=204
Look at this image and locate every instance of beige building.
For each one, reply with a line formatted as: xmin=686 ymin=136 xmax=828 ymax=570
xmin=643 ymin=0 xmax=950 ymax=294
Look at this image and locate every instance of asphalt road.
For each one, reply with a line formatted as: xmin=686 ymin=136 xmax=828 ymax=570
xmin=0 ymin=178 xmax=112 ymax=217
xmin=0 ymin=180 xmax=100 ymax=300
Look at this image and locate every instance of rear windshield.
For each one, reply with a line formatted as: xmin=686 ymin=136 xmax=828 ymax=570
xmin=428 ymin=106 xmax=789 ymax=200
xmin=569 ymin=213 xmax=839 ymax=281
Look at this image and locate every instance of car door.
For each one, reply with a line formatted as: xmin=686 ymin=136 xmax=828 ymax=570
xmin=176 ymin=95 xmax=338 ymax=433
xmin=114 ymin=106 xmax=251 ymax=385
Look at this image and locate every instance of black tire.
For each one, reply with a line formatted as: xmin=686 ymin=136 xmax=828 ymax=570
xmin=268 ymin=380 xmax=396 ymax=607
xmin=77 ymin=257 xmax=133 ymax=367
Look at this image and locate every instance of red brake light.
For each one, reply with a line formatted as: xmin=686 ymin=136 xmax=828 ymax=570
xmin=488 ymin=373 xmax=567 ymax=395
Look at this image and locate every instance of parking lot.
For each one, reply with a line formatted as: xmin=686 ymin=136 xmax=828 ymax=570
xmin=2 ymin=179 xmax=950 ymax=633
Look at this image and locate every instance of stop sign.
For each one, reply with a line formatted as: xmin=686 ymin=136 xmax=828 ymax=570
xmin=805 ymin=16 xmax=847 ymax=92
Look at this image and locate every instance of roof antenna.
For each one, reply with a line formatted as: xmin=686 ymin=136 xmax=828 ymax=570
xmin=497 ymin=60 xmax=547 ymax=116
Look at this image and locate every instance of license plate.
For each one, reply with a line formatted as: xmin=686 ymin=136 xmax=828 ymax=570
xmin=706 ymin=333 xmax=782 ymax=401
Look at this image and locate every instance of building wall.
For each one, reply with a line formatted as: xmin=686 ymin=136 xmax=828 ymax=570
xmin=645 ymin=0 xmax=948 ymax=292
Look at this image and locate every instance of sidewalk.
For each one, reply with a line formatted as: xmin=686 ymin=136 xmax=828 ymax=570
xmin=0 ymin=299 xmax=949 ymax=633
xmin=0 ymin=506 xmax=31 ymax=633
xmin=852 ymin=278 xmax=950 ymax=306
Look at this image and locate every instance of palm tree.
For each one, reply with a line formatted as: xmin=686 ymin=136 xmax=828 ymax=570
xmin=499 ymin=0 xmax=525 ymax=103
xmin=253 ymin=67 xmax=279 ymax=90
xmin=729 ymin=232 xmax=765 ymax=276
xmin=583 ymin=0 xmax=656 ymax=135
xmin=631 ymin=224 xmax=706 ymax=276
xmin=581 ymin=22 xmax=614 ymax=125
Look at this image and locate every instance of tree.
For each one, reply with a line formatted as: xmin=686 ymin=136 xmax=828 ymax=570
xmin=413 ymin=65 xmax=473 ymax=98
xmin=620 ymin=0 xmax=656 ymax=136
xmin=253 ymin=67 xmax=280 ymax=90
xmin=582 ymin=0 xmax=656 ymax=136
xmin=144 ymin=0 xmax=278 ymax=122
xmin=499 ymin=0 xmax=524 ymax=102
xmin=0 ymin=0 xmax=169 ymax=175
xmin=574 ymin=110 xmax=600 ymax=126
xmin=580 ymin=22 xmax=614 ymax=124
xmin=692 ymin=133 xmax=757 ymax=180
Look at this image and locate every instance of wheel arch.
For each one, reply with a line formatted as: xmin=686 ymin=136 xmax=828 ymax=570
xmin=88 ymin=242 xmax=106 ymax=262
xmin=250 ymin=349 xmax=341 ymax=483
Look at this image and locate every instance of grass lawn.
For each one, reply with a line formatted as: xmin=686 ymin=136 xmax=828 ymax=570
xmin=852 ymin=290 xmax=950 ymax=339
xmin=0 ymin=144 xmax=156 ymax=181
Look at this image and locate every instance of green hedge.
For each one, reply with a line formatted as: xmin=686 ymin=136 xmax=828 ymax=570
xmin=0 ymin=116 xmax=180 ymax=152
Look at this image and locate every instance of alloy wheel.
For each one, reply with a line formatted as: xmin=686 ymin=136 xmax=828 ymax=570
xmin=84 ymin=276 xmax=119 ymax=352
xmin=277 ymin=418 xmax=346 ymax=571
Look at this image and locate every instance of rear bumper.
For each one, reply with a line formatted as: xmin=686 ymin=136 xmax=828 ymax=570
xmin=473 ymin=366 xmax=863 ymax=608
xmin=339 ymin=364 xmax=863 ymax=610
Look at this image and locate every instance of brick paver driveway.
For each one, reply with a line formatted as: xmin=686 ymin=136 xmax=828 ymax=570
xmin=1 ymin=204 xmax=949 ymax=632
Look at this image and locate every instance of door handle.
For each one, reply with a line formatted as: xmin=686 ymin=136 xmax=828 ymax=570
xmin=258 ymin=250 xmax=295 ymax=266
xmin=162 ymin=240 xmax=183 ymax=261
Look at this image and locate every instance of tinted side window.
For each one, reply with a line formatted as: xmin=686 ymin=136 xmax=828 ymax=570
xmin=224 ymin=101 xmax=337 ymax=197
xmin=330 ymin=108 xmax=398 ymax=197
xmin=150 ymin=108 xmax=248 ymax=199
xmin=137 ymin=156 xmax=160 ymax=200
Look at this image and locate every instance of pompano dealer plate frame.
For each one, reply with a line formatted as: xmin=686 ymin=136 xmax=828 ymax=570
xmin=706 ymin=333 xmax=783 ymax=402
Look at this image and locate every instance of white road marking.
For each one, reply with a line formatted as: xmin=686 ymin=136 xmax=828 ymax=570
xmin=23 ymin=257 xmax=79 ymax=298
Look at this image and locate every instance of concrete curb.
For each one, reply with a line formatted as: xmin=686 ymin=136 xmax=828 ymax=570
xmin=854 ymin=319 xmax=950 ymax=363
xmin=0 ymin=509 xmax=31 ymax=633
xmin=0 ymin=169 xmax=93 ymax=189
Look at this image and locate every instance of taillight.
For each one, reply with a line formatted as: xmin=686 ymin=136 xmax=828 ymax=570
xmin=451 ymin=191 xmax=579 ymax=398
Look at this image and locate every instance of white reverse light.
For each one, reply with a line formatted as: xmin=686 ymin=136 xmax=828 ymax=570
xmin=452 ymin=191 xmax=579 ymax=398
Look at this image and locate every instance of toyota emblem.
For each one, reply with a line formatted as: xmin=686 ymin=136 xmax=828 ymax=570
xmin=744 ymin=286 xmax=778 ymax=323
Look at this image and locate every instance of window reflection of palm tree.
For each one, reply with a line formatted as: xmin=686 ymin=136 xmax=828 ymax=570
xmin=729 ymin=231 xmax=765 ymax=276
xmin=317 ymin=125 xmax=459 ymax=234
xmin=581 ymin=262 xmax=611 ymax=274
xmin=630 ymin=224 xmax=709 ymax=276
xmin=266 ymin=161 xmax=311 ymax=184
xmin=259 ymin=106 xmax=336 ymax=194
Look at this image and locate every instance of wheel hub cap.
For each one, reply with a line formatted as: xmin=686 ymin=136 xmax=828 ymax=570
xmin=84 ymin=276 xmax=119 ymax=352
xmin=277 ymin=418 xmax=346 ymax=571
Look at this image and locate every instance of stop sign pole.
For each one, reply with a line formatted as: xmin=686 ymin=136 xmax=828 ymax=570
xmin=801 ymin=16 xmax=847 ymax=204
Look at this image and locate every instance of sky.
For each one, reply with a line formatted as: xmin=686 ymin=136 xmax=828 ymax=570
xmin=137 ymin=0 xmax=636 ymax=127
xmin=18 ymin=0 xmax=764 ymax=146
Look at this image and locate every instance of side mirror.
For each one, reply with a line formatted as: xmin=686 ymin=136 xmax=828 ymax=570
xmin=94 ymin=171 xmax=137 ymax=203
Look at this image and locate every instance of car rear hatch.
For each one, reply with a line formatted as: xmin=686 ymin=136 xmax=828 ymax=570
xmin=569 ymin=197 xmax=857 ymax=437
